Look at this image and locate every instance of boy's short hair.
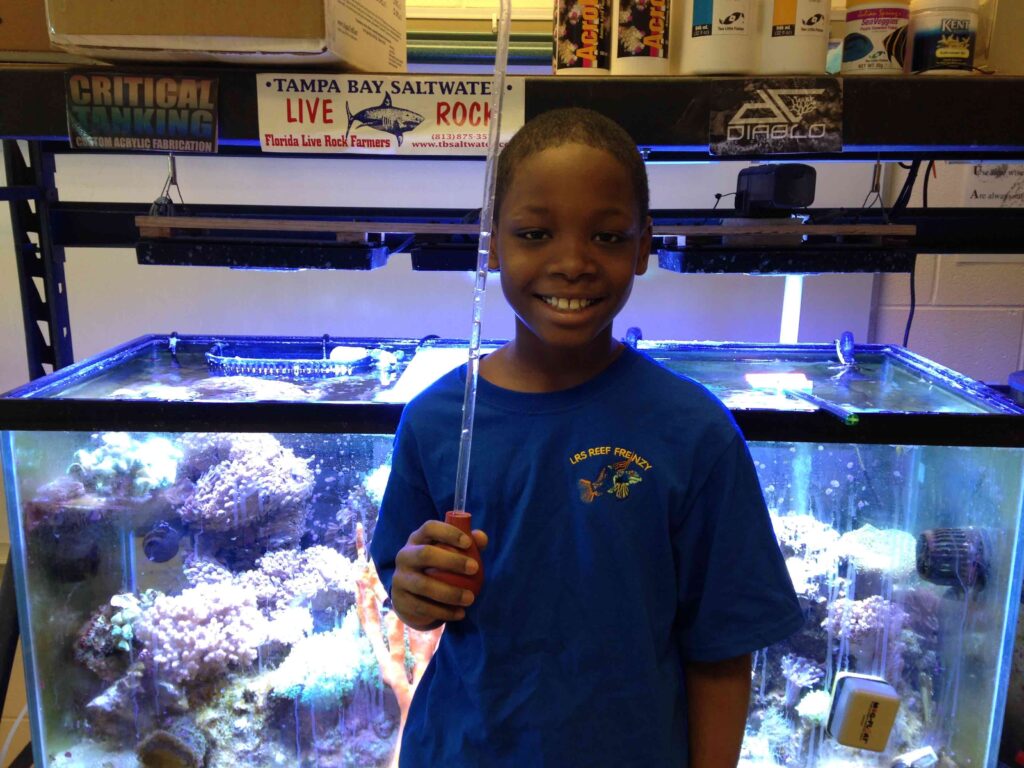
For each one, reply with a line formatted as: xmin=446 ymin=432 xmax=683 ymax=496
xmin=494 ymin=107 xmax=650 ymax=222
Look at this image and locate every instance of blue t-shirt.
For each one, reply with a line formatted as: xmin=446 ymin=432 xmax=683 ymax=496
xmin=370 ymin=345 xmax=804 ymax=768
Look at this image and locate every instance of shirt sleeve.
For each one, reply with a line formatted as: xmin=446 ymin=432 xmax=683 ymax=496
xmin=674 ymin=434 xmax=805 ymax=662
xmin=369 ymin=413 xmax=439 ymax=596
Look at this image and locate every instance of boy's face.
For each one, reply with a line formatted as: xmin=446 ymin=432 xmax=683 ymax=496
xmin=489 ymin=143 xmax=651 ymax=355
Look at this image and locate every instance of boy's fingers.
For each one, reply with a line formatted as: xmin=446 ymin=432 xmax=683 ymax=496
xmin=394 ymin=590 xmax=466 ymax=623
xmin=471 ymin=529 xmax=488 ymax=550
xmin=397 ymin=542 xmax=477 ymax=576
xmin=409 ymin=520 xmax=472 ymax=549
xmin=394 ymin=570 xmax=475 ymax=609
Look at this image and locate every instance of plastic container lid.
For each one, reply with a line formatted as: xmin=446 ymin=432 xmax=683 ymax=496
xmin=910 ymin=0 xmax=978 ymax=11
xmin=847 ymin=0 xmax=909 ymax=7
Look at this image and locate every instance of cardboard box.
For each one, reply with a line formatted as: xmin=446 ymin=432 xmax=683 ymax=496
xmin=0 ymin=0 xmax=105 ymax=62
xmin=0 ymin=0 xmax=52 ymax=52
xmin=45 ymin=0 xmax=406 ymax=71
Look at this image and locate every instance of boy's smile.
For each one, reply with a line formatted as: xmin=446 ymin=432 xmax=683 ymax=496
xmin=486 ymin=142 xmax=651 ymax=386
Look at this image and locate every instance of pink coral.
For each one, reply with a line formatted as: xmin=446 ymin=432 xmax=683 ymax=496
xmin=178 ymin=434 xmax=312 ymax=532
xmin=134 ymin=583 xmax=267 ymax=685
xmin=239 ymin=545 xmax=356 ymax=616
xmin=822 ymin=595 xmax=906 ymax=641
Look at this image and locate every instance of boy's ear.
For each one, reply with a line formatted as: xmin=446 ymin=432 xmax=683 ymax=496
xmin=635 ymin=216 xmax=653 ymax=276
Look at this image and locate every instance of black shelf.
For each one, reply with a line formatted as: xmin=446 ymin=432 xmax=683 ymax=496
xmin=1 ymin=67 xmax=1023 ymax=160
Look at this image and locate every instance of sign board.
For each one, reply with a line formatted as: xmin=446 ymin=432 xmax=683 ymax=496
xmin=257 ymin=74 xmax=526 ymax=155
xmin=963 ymin=163 xmax=1024 ymax=207
xmin=66 ymin=72 xmax=218 ymax=152
xmin=710 ymin=77 xmax=842 ymax=156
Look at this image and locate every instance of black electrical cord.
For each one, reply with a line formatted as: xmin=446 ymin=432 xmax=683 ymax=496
xmin=711 ymin=192 xmax=735 ymax=211
xmin=903 ymin=160 xmax=934 ymax=347
xmin=892 ymin=159 xmax=922 ymax=214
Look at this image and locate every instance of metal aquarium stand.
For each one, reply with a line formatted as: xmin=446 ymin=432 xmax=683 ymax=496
xmin=0 ymin=50 xmax=1023 ymax=768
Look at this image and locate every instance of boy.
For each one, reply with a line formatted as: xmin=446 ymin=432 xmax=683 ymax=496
xmin=369 ymin=108 xmax=804 ymax=767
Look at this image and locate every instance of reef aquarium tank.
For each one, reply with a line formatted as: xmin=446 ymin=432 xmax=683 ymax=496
xmin=1 ymin=333 xmax=1022 ymax=768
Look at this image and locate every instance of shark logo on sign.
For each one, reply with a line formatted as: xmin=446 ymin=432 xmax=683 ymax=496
xmin=345 ymin=93 xmax=424 ymax=147
xmin=727 ymin=88 xmax=828 ymax=141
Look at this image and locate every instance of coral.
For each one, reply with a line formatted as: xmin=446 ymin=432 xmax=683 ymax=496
xmin=780 ymin=654 xmax=824 ymax=707
xmin=354 ymin=522 xmax=442 ymax=768
xmin=135 ymin=582 xmax=268 ymax=685
xmin=136 ymin=717 xmax=208 ymax=768
xmin=822 ymin=595 xmax=906 ymax=642
xmin=188 ymin=376 xmax=310 ymax=402
xmin=796 ymin=689 xmax=832 ymax=727
xmin=834 ymin=524 xmax=917 ymax=578
xmin=266 ymin=609 xmax=378 ymax=707
xmin=182 ymin=555 xmax=234 ymax=587
xmin=108 ymin=590 xmax=159 ymax=651
xmin=179 ymin=433 xmax=312 ymax=533
xmin=70 ymin=432 xmax=181 ymax=497
xmin=240 ymin=544 xmax=357 ymax=618
xmin=770 ymin=513 xmax=839 ymax=597
xmin=770 ymin=512 xmax=839 ymax=562
xmin=74 ymin=604 xmax=126 ymax=682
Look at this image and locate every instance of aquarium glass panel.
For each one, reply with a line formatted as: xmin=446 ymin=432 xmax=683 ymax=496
xmin=743 ymin=440 xmax=1024 ymax=768
xmin=33 ymin=338 xmax=419 ymax=403
xmin=3 ymin=428 xmax=419 ymax=768
xmin=644 ymin=347 xmax=1006 ymax=414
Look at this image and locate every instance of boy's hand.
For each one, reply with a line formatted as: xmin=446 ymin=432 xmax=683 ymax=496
xmin=392 ymin=520 xmax=488 ymax=630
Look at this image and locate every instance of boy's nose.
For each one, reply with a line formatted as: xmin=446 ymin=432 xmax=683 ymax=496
xmin=551 ymin=236 xmax=596 ymax=279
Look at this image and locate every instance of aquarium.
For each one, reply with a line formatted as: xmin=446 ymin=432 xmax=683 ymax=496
xmin=1 ymin=334 xmax=1022 ymax=768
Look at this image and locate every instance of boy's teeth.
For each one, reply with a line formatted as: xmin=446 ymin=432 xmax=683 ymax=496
xmin=543 ymin=296 xmax=594 ymax=311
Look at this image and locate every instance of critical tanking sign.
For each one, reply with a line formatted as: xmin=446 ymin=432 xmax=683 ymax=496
xmin=66 ymin=73 xmax=218 ymax=153
xmin=257 ymin=74 xmax=525 ymax=155
xmin=709 ymin=77 xmax=842 ymax=156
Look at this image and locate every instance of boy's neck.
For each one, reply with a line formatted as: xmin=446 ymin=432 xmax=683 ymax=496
xmin=480 ymin=332 xmax=625 ymax=393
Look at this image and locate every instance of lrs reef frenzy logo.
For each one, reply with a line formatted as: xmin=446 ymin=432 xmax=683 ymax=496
xmin=710 ymin=77 xmax=842 ymax=156
xmin=571 ymin=446 xmax=653 ymax=503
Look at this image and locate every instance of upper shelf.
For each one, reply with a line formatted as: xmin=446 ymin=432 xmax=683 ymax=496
xmin=1 ymin=66 xmax=1023 ymax=161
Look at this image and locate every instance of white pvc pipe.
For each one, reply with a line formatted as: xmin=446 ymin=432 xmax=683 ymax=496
xmin=779 ymin=274 xmax=805 ymax=344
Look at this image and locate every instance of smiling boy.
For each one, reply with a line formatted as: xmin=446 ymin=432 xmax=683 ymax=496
xmin=370 ymin=108 xmax=804 ymax=767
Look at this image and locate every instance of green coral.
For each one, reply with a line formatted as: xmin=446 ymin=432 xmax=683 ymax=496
xmin=71 ymin=432 xmax=181 ymax=496
xmin=108 ymin=590 xmax=160 ymax=652
xmin=796 ymin=689 xmax=832 ymax=727
xmin=267 ymin=607 xmax=379 ymax=707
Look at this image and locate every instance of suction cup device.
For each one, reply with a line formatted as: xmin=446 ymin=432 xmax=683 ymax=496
xmin=826 ymin=672 xmax=900 ymax=752
xmin=916 ymin=527 xmax=988 ymax=591
xmin=167 ymin=331 xmax=181 ymax=368
xmin=830 ymin=330 xmax=867 ymax=381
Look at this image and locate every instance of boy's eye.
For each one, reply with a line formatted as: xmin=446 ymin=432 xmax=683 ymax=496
xmin=594 ymin=231 xmax=627 ymax=244
xmin=518 ymin=229 xmax=550 ymax=241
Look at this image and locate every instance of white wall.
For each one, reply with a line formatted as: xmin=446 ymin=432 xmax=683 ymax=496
xmin=1 ymin=151 xmax=879 ymax=391
xmin=871 ymin=162 xmax=1024 ymax=383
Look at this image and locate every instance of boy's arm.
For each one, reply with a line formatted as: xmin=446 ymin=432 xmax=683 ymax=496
xmin=684 ymin=653 xmax=751 ymax=768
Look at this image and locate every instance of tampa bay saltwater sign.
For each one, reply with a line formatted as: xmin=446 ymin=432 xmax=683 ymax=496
xmin=65 ymin=72 xmax=218 ymax=153
xmin=256 ymin=74 xmax=525 ymax=155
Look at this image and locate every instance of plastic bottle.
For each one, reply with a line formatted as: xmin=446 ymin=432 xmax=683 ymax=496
xmin=759 ymin=0 xmax=831 ymax=73
xmin=555 ymin=0 xmax=614 ymax=74
xmin=612 ymin=0 xmax=672 ymax=73
xmin=905 ymin=0 xmax=979 ymax=73
xmin=827 ymin=0 xmax=847 ymax=71
xmin=424 ymin=511 xmax=485 ymax=596
xmin=841 ymin=0 xmax=911 ymax=73
xmin=678 ymin=0 xmax=758 ymax=74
